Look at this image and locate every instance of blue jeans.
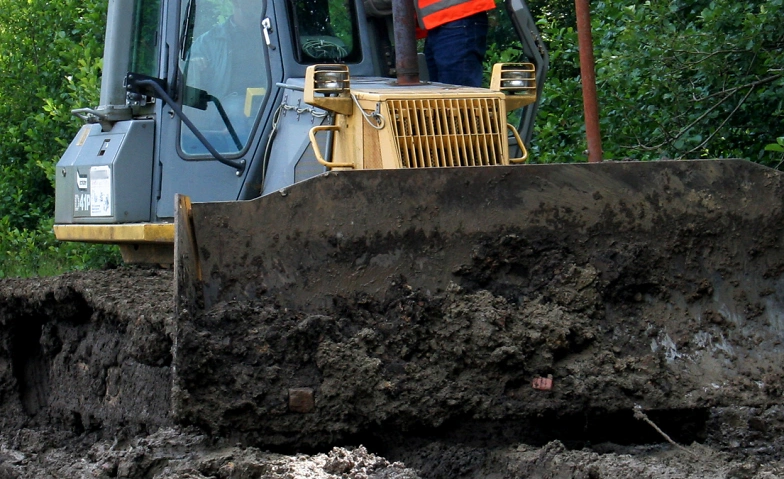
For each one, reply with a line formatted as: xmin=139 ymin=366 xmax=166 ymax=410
xmin=424 ymin=11 xmax=489 ymax=87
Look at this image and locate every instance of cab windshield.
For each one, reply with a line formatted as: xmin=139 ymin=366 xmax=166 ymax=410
xmin=179 ymin=0 xmax=269 ymax=156
xmin=288 ymin=0 xmax=361 ymax=63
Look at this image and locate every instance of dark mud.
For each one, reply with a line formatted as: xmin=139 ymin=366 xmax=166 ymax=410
xmin=0 ymin=268 xmax=173 ymax=437
xmin=2 ymin=160 xmax=784 ymax=478
xmin=176 ymin=277 xmax=784 ymax=450
xmin=1 ymin=267 xmax=784 ymax=477
xmin=173 ymin=163 xmax=784 ymax=451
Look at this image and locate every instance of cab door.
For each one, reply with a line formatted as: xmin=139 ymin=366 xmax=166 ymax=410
xmin=153 ymin=0 xmax=283 ymax=220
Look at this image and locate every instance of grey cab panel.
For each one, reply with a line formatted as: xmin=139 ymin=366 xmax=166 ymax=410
xmin=55 ymin=120 xmax=155 ymax=224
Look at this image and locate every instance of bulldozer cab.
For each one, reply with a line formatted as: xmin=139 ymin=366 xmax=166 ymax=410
xmin=177 ymin=0 xmax=270 ymax=156
xmin=153 ymin=0 xmax=358 ymax=218
xmin=176 ymin=0 xmax=359 ymax=158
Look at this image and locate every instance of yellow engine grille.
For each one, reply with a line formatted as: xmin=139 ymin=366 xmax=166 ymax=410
xmin=387 ymin=98 xmax=507 ymax=168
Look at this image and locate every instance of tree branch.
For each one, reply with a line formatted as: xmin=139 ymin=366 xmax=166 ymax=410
xmin=691 ymin=74 xmax=782 ymax=102
xmin=686 ymin=85 xmax=756 ymax=155
xmin=620 ymin=74 xmax=783 ymax=155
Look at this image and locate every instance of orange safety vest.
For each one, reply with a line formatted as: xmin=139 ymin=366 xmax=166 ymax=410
xmin=415 ymin=0 xmax=495 ymax=30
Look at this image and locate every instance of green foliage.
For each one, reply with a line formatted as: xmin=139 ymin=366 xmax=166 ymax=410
xmin=329 ymin=0 xmax=356 ymax=49
xmin=767 ymin=137 xmax=784 ymax=153
xmin=526 ymin=16 xmax=586 ymax=162
xmin=765 ymin=136 xmax=784 ymax=168
xmin=532 ymin=0 xmax=784 ymax=163
xmin=0 ymin=0 xmax=120 ymax=277
xmin=0 ymin=218 xmax=119 ymax=279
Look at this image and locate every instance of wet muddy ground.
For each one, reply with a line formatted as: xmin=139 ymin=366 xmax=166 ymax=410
xmin=1 ymin=267 xmax=784 ymax=478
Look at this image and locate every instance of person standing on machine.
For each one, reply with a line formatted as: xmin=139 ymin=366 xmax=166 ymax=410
xmin=415 ymin=0 xmax=495 ymax=87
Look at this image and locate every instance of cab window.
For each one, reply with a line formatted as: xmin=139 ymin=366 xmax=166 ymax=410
xmin=288 ymin=0 xmax=361 ymax=63
xmin=178 ymin=0 xmax=270 ymax=156
xmin=130 ymin=0 xmax=162 ymax=76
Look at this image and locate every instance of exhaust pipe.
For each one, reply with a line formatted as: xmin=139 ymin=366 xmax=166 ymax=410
xmin=391 ymin=0 xmax=420 ymax=85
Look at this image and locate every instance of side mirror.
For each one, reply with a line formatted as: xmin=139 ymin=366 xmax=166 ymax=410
xmin=182 ymin=86 xmax=210 ymax=111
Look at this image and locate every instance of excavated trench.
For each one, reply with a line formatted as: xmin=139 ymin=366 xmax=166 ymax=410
xmin=364 ymin=408 xmax=713 ymax=449
xmin=0 ymin=263 xmax=783 ymax=477
xmin=11 ymin=314 xmax=50 ymax=418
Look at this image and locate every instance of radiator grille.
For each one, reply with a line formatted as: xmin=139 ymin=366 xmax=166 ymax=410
xmin=387 ymin=98 xmax=506 ymax=168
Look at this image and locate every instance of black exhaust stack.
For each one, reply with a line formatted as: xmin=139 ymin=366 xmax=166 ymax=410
xmin=391 ymin=0 xmax=420 ymax=84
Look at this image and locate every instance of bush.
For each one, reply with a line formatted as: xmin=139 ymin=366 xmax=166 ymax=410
xmin=0 ymin=0 xmax=120 ymax=277
xmin=532 ymin=0 xmax=784 ymax=162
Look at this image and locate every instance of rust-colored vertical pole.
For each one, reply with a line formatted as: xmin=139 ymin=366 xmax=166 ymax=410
xmin=575 ymin=0 xmax=602 ymax=162
xmin=391 ymin=0 xmax=420 ymax=85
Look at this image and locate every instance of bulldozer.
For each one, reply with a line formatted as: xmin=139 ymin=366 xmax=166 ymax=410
xmin=50 ymin=0 xmax=784 ymax=450
xmin=53 ymin=0 xmax=546 ymax=265
xmin=52 ymin=0 xmax=557 ymax=314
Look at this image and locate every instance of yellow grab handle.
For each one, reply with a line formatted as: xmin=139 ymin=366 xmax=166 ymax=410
xmin=308 ymin=125 xmax=354 ymax=169
xmin=507 ymin=123 xmax=529 ymax=164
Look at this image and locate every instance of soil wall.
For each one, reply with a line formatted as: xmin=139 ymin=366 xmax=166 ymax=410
xmin=0 ymin=269 xmax=173 ymax=436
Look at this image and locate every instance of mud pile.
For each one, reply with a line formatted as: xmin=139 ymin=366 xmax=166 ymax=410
xmin=0 ymin=427 xmax=419 ymax=478
xmin=176 ymin=272 xmax=784 ymax=450
xmin=1 ymin=424 xmax=784 ymax=478
xmin=172 ymin=162 xmax=784 ymax=452
xmin=164 ymin=160 xmax=784 ymax=457
xmin=1 ymin=267 xmax=784 ymax=477
xmin=0 ymin=268 xmax=173 ymax=436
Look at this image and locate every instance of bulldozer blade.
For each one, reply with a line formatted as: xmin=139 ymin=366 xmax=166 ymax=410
xmin=173 ymin=159 xmax=784 ymax=448
xmin=176 ymin=159 xmax=784 ymax=315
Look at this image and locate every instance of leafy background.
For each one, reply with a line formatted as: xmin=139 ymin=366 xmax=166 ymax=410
xmin=0 ymin=0 xmax=118 ymax=277
xmin=0 ymin=0 xmax=781 ymax=276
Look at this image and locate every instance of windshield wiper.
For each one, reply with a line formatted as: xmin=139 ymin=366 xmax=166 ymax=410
xmin=179 ymin=0 xmax=196 ymax=61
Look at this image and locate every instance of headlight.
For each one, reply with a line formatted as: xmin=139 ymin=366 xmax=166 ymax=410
xmin=490 ymin=63 xmax=537 ymax=110
xmin=304 ymin=64 xmax=353 ymax=115
xmin=314 ymin=68 xmax=350 ymax=92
